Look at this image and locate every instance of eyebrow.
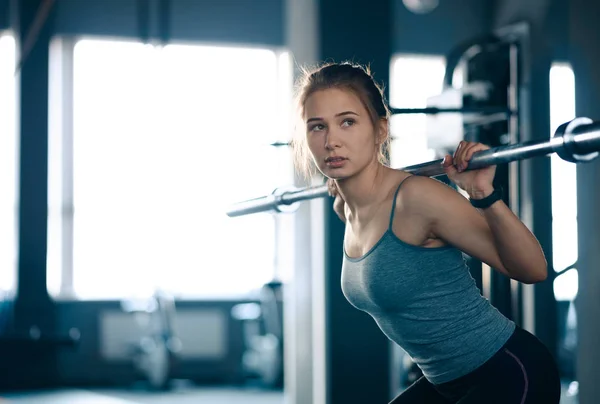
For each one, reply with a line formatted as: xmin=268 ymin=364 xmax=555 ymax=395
xmin=306 ymin=111 xmax=359 ymax=124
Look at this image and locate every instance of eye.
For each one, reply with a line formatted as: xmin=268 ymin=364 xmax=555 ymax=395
xmin=341 ymin=118 xmax=355 ymax=127
xmin=309 ymin=123 xmax=325 ymax=132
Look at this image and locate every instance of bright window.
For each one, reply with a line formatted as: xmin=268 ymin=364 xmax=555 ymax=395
xmin=0 ymin=33 xmax=18 ymax=295
xmin=549 ymin=63 xmax=578 ymax=301
xmin=389 ymin=54 xmax=446 ymax=167
xmin=47 ymin=38 xmax=293 ymax=300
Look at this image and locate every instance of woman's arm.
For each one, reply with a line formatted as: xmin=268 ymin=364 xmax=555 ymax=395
xmin=404 ymin=176 xmax=547 ymax=284
xmin=473 ymin=188 xmax=549 ymax=282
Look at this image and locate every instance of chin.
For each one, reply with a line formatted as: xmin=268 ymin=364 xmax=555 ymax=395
xmin=325 ymin=172 xmax=349 ymax=181
xmin=320 ymin=165 xmax=353 ymax=180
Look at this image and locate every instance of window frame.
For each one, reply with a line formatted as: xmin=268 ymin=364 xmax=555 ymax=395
xmin=0 ymin=30 xmax=18 ymax=296
xmin=47 ymin=35 xmax=294 ymax=301
xmin=549 ymin=61 xmax=578 ymax=301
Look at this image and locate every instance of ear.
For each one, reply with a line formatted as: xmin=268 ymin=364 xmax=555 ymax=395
xmin=375 ymin=118 xmax=389 ymax=145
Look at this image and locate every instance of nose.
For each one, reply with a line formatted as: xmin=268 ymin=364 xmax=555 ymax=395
xmin=325 ymin=128 xmax=342 ymax=150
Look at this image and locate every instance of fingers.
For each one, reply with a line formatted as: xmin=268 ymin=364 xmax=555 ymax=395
xmin=442 ymin=154 xmax=457 ymax=176
xmin=453 ymin=141 xmax=490 ymax=172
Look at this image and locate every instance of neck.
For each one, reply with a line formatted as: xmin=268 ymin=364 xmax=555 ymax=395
xmin=336 ymin=161 xmax=390 ymax=214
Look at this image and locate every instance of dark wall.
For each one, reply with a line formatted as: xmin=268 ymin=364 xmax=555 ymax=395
xmin=493 ymin=0 xmax=551 ymax=27
xmin=393 ymin=0 xmax=493 ymax=55
xmin=493 ymin=0 xmax=569 ymax=60
xmin=0 ymin=0 xmax=8 ymax=30
xmin=8 ymin=0 xmax=56 ymax=389
xmin=54 ymin=0 xmax=284 ymax=46
xmin=168 ymin=0 xmax=283 ymax=45
xmin=569 ymin=0 xmax=600 ymax=401
xmin=54 ymin=0 xmax=141 ymax=39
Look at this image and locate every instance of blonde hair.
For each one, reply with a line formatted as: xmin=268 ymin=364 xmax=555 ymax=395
xmin=291 ymin=61 xmax=391 ymax=181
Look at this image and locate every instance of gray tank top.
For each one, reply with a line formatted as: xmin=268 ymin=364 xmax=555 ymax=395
xmin=341 ymin=177 xmax=515 ymax=384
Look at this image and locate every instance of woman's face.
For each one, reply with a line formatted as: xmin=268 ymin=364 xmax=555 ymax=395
xmin=303 ymin=88 xmax=383 ymax=180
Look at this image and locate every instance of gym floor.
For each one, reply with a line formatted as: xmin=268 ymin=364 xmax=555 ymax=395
xmin=0 ymin=386 xmax=284 ymax=404
xmin=0 ymin=381 xmax=579 ymax=403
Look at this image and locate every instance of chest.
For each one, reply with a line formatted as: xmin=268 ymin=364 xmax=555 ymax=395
xmin=343 ymin=209 xmax=436 ymax=260
xmin=341 ymin=241 xmax=422 ymax=312
xmin=341 ymin=242 xmax=463 ymax=313
xmin=344 ymin=212 xmax=389 ymax=259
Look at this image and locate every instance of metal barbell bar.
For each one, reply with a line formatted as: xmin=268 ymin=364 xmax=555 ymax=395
xmin=226 ymin=117 xmax=600 ymax=218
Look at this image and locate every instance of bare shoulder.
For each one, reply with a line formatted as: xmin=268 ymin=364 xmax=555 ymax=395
xmin=384 ymin=173 xmax=462 ymax=246
xmin=395 ymin=175 xmax=466 ymax=215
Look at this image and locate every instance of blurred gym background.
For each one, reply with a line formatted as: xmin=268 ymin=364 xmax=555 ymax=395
xmin=0 ymin=0 xmax=598 ymax=403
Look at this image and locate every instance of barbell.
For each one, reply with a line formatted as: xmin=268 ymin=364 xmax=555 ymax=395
xmin=226 ymin=117 xmax=600 ymax=218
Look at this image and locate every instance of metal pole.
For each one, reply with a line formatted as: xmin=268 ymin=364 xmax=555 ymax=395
xmin=390 ymin=106 xmax=514 ymax=116
xmin=226 ymin=118 xmax=600 ymax=218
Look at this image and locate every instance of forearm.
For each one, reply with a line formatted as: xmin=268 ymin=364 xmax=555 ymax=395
xmin=477 ymin=197 xmax=547 ymax=283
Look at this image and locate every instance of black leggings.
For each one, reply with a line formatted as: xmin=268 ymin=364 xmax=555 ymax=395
xmin=389 ymin=326 xmax=561 ymax=404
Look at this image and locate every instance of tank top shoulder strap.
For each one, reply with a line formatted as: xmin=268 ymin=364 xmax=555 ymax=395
xmin=388 ymin=175 xmax=413 ymax=230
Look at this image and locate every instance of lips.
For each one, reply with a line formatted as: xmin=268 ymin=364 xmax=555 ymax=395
xmin=325 ymin=156 xmax=347 ymax=163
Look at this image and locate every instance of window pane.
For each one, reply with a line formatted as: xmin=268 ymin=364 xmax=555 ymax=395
xmin=553 ymin=268 xmax=578 ymax=301
xmin=62 ymin=39 xmax=292 ymax=299
xmin=389 ymin=55 xmax=445 ymax=167
xmin=0 ymin=34 xmax=17 ymax=294
xmin=47 ymin=38 xmax=70 ymax=297
xmin=551 ymin=218 xmax=578 ymax=271
xmin=549 ymin=63 xmax=577 ymax=276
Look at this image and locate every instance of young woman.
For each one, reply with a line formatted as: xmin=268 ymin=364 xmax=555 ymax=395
xmin=291 ymin=62 xmax=561 ymax=403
